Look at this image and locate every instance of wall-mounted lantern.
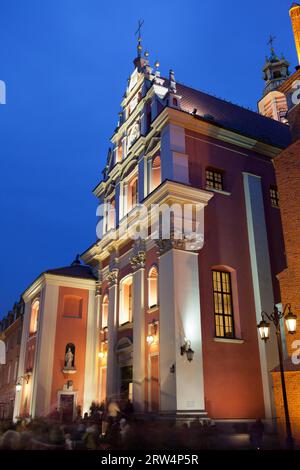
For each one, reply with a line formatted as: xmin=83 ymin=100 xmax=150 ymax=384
xmin=180 ymin=338 xmax=194 ymax=362
xmin=146 ymin=319 xmax=158 ymax=345
xmin=16 ymin=374 xmax=30 ymax=391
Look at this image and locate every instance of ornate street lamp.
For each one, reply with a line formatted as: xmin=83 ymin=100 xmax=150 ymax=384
xmin=15 ymin=374 xmax=30 ymax=392
xmin=257 ymin=304 xmax=297 ymax=449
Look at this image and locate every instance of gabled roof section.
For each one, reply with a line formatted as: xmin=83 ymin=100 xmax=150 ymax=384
xmin=45 ymin=264 xmax=97 ymax=280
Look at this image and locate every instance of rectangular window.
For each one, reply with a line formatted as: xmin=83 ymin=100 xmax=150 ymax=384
xmin=212 ymin=270 xmax=234 ymax=338
xmin=270 ymin=185 xmax=279 ymax=208
xmin=206 ymin=168 xmax=224 ymax=191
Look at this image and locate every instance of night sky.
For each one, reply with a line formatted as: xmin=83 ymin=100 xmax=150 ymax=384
xmin=0 ymin=0 xmax=297 ymax=317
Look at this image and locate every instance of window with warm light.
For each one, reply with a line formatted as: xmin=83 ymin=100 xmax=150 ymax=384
xmin=206 ymin=168 xmax=224 ymax=191
xmin=29 ymin=300 xmax=39 ymax=335
xmin=107 ymin=198 xmax=115 ymax=231
xmin=119 ymin=276 xmax=133 ymax=325
xmin=212 ymin=270 xmax=235 ymax=338
xmin=270 ymin=185 xmax=279 ymax=208
xmin=127 ymin=177 xmax=138 ymax=213
xmin=117 ymin=142 xmax=123 ymax=162
xmin=148 ymin=266 xmax=158 ymax=308
xmin=102 ymin=294 xmax=109 ymax=329
xmin=151 ymin=156 xmax=161 ymax=192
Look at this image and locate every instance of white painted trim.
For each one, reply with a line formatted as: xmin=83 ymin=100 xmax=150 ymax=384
xmin=205 ymin=187 xmax=231 ymax=196
xmin=213 ymin=338 xmax=244 ymax=344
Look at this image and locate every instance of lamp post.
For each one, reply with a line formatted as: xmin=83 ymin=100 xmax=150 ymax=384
xmin=257 ymin=304 xmax=297 ymax=449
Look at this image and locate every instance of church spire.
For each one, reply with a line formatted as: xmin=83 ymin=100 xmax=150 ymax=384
xmin=290 ymin=2 xmax=300 ymax=66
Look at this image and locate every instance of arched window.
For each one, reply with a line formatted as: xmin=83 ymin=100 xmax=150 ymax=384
xmin=119 ymin=276 xmax=133 ymax=325
xmin=172 ymin=97 xmax=178 ymax=107
xmin=62 ymin=295 xmax=83 ymax=318
xmin=64 ymin=343 xmax=75 ymax=369
xmin=128 ymin=177 xmax=138 ymax=212
xmin=29 ymin=300 xmax=39 ymax=335
xmin=102 ymin=294 xmax=109 ymax=329
xmin=151 ymin=156 xmax=161 ymax=191
xmin=148 ymin=266 xmax=158 ymax=308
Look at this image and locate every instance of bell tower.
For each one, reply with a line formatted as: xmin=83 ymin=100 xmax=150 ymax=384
xmin=258 ymin=36 xmax=290 ymax=122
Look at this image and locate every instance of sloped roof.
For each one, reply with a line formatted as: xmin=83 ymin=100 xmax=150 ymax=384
xmin=45 ymin=264 xmax=97 ymax=280
xmin=175 ymin=82 xmax=291 ymax=149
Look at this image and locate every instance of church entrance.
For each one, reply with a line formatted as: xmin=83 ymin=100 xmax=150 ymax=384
xmin=58 ymin=392 xmax=76 ymax=423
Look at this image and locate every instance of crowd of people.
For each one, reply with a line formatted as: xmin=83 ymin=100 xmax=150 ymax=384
xmin=0 ymin=403 xmax=267 ymax=451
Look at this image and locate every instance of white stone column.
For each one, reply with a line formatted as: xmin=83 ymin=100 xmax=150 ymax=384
xmin=131 ymin=248 xmax=146 ymax=412
xmin=158 ymin=242 xmax=205 ymax=415
xmin=106 ymin=270 xmax=119 ymax=400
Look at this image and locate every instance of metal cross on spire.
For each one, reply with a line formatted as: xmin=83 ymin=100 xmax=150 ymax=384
xmin=135 ymin=19 xmax=144 ymax=57
xmin=268 ymin=35 xmax=276 ymax=49
xmin=135 ymin=19 xmax=144 ymax=39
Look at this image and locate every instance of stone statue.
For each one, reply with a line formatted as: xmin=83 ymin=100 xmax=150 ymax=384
xmin=65 ymin=347 xmax=74 ymax=368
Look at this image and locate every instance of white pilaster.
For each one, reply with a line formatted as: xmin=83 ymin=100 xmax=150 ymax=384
xmin=158 ymin=246 xmax=205 ymax=413
xmin=243 ymin=172 xmax=278 ymax=420
xmin=83 ymin=288 xmax=97 ymax=414
xmin=132 ymin=257 xmax=146 ymax=412
xmin=106 ymin=271 xmax=118 ymax=400
xmin=31 ymin=284 xmax=59 ymax=417
xmin=13 ymin=301 xmax=31 ymax=421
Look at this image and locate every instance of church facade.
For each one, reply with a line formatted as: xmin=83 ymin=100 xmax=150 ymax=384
xmin=7 ymin=4 xmax=300 ymax=430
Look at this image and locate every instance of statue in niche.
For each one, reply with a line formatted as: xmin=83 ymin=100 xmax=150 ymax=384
xmin=64 ymin=344 xmax=75 ymax=369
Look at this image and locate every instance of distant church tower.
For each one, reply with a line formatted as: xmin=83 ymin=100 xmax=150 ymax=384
xmin=290 ymin=2 xmax=300 ymax=67
xmin=258 ymin=37 xmax=290 ymax=122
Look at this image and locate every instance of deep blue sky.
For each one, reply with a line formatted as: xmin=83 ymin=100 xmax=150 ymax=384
xmin=0 ymin=0 xmax=297 ymax=317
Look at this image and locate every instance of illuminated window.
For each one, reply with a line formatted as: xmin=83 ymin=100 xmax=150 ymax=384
xmin=270 ymin=185 xmax=279 ymax=208
xmin=206 ymin=168 xmax=224 ymax=191
xmin=29 ymin=300 xmax=39 ymax=335
xmin=212 ymin=270 xmax=234 ymax=338
xmin=120 ymin=276 xmax=133 ymax=325
xmin=148 ymin=266 xmax=158 ymax=308
xmin=102 ymin=294 xmax=109 ymax=329
xmin=127 ymin=177 xmax=138 ymax=213
xmin=151 ymin=156 xmax=161 ymax=191
xmin=62 ymin=295 xmax=83 ymax=318
xmin=117 ymin=143 xmax=122 ymax=162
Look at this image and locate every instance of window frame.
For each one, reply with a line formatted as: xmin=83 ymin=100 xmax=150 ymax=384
xmin=148 ymin=265 xmax=159 ymax=309
xmin=270 ymin=185 xmax=279 ymax=208
xmin=212 ymin=270 xmax=235 ymax=339
xmin=206 ymin=168 xmax=224 ymax=191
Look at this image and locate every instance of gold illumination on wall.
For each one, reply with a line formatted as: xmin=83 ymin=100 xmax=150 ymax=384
xmin=290 ymin=3 xmax=300 ymax=65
